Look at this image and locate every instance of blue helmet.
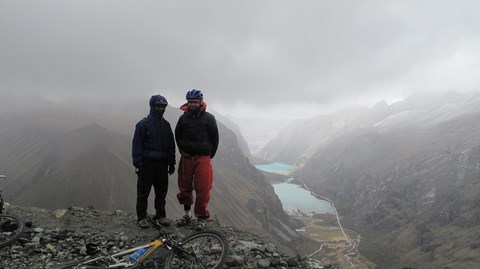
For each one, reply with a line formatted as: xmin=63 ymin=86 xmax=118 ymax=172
xmin=149 ymin=94 xmax=168 ymax=107
xmin=186 ymin=89 xmax=203 ymax=100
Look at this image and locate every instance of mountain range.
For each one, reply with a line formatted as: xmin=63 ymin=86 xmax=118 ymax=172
xmin=0 ymin=96 xmax=306 ymax=255
xmin=261 ymin=91 xmax=480 ymax=268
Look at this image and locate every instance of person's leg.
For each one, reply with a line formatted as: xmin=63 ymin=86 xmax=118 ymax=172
xmin=153 ymin=160 xmax=169 ymax=219
xmin=175 ymin=157 xmax=195 ymax=226
xmin=136 ymin=162 xmax=154 ymax=221
xmin=176 ymin=157 xmax=195 ymax=208
xmin=193 ymin=156 xmax=213 ymax=219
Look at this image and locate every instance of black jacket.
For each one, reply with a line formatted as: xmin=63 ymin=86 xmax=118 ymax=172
xmin=175 ymin=102 xmax=219 ymax=158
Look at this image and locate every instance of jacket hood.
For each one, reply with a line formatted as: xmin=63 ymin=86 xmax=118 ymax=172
xmin=180 ymin=102 xmax=207 ymax=115
xmin=149 ymin=95 xmax=168 ymax=118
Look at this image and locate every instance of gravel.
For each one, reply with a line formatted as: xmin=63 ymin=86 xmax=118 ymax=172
xmin=0 ymin=205 xmax=334 ymax=269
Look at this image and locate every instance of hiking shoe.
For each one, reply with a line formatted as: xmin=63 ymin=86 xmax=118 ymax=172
xmin=175 ymin=215 xmax=192 ymax=227
xmin=155 ymin=217 xmax=172 ymax=227
xmin=195 ymin=219 xmax=206 ymax=231
xmin=138 ymin=218 xmax=149 ymax=229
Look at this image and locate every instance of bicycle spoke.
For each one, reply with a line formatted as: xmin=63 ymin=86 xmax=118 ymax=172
xmin=165 ymin=230 xmax=228 ymax=269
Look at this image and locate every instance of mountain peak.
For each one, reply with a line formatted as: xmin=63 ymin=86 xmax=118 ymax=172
xmin=71 ymin=122 xmax=110 ymax=134
xmin=371 ymin=99 xmax=388 ymax=111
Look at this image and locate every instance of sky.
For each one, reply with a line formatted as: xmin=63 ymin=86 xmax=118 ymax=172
xmin=1 ymin=0 xmax=480 ymax=146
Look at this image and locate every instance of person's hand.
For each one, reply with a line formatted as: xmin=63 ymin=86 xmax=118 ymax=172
xmin=135 ymin=166 xmax=143 ymax=176
xmin=168 ymin=165 xmax=175 ymax=175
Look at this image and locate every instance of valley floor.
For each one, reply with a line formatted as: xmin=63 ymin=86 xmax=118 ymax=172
xmin=290 ymin=210 xmax=375 ymax=269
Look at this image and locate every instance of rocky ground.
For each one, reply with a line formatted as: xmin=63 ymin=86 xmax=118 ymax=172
xmin=0 ymin=205 xmax=337 ymax=269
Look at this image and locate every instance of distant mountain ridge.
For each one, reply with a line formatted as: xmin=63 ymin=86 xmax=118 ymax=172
xmin=261 ymin=91 xmax=480 ymax=268
xmin=258 ymin=91 xmax=480 ymax=166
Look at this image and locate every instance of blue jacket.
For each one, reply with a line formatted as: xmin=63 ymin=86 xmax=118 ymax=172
xmin=132 ymin=107 xmax=175 ymax=168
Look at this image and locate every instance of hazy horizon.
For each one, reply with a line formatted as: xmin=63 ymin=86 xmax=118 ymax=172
xmin=2 ymin=0 xmax=480 ymax=149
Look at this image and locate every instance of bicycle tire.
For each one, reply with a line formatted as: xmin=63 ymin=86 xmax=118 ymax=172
xmin=164 ymin=229 xmax=229 ymax=269
xmin=0 ymin=214 xmax=25 ymax=249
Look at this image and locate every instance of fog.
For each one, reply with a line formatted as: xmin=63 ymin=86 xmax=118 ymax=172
xmin=1 ymin=0 xmax=480 ymax=147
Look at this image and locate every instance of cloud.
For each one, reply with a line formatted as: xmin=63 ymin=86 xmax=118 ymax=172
xmin=1 ymin=0 xmax=480 ymax=118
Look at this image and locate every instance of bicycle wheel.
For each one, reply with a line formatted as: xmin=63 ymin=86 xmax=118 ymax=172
xmin=164 ymin=229 xmax=229 ymax=269
xmin=0 ymin=214 xmax=25 ymax=249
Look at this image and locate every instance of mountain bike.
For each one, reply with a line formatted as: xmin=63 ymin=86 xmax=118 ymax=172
xmin=0 ymin=175 xmax=26 ymax=249
xmin=56 ymin=216 xmax=229 ymax=269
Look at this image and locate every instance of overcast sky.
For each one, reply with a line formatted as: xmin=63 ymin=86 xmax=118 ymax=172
xmin=1 ymin=0 xmax=480 ymax=122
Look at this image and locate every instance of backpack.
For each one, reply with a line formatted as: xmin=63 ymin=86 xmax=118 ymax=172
xmin=141 ymin=117 xmax=149 ymax=141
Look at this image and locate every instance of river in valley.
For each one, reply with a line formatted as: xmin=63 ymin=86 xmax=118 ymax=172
xmin=256 ymin=162 xmax=372 ymax=268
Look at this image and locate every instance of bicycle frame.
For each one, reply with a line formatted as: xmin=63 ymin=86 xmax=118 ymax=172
xmin=58 ymin=216 xmax=229 ymax=269
xmin=80 ymin=239 xmax=166 ymax=267
xmin=116 ymin=239 xmax=164 ymax=265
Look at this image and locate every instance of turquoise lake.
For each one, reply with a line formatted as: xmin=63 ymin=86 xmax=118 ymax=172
xmin=255 ymin=163 xmax=336 ymax=214
xmin=255 ymin=162 xmax=296 ymax=174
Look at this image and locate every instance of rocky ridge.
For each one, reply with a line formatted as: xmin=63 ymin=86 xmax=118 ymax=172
xmin=0 ymin=205 xmax=332 ymax=269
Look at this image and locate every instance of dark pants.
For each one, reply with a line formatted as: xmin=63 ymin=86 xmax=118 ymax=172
xmin=136 ymin=159 xmax=169 ymax=221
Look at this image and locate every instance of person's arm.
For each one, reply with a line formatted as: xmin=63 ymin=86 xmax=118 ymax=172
xmin=175 ymin=116 xmax=184 ymax=152
xmin=132 ymin=122 xmax=143 ymax=167
xmin=208 ymin=115 xmax=219 ymax=158
xmin=167 ymin=122 xmax=176 ymax=166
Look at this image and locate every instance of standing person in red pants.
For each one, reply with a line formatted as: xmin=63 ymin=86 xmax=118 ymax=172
xmin=174 ymin=89 xmax=219 ymax=230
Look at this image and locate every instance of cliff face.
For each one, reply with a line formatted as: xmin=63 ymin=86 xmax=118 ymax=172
xmin=297 ymin=112 xmax=480 ymax=268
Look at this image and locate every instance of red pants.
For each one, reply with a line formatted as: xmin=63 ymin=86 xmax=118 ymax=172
xmin=176 ymin=155 xmax=213 ymax=218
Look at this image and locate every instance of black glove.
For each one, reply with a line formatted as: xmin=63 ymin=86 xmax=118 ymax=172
xmin=135 ymin=166 xmax=143 ymax=176
xmin=168 ymin=165 xmax=175 ymax=175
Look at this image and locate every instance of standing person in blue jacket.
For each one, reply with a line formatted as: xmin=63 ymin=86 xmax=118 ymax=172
xmin=132 ymin=94 xmax=176 ymax=228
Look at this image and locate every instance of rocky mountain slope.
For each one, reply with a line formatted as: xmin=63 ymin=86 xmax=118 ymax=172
xmin=298 ymin=112 xmax=480 ymax=268
xmin=0 ymin=97 xmax=303 ymax=255
xmin=257 ymin=104 xmax=389 ymax=165
xmin=271 ymin=91 xmax=480 ymax=268
xmin=258 ymin=91 xmax=480 ymax=166
xmin=1 ymin=205 xmax=329 ymax=269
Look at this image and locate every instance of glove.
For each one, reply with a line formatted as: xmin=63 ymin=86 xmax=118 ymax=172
xmin=168 ymin=165 xmax=175 ymax=175
xmin=135 ymin=166 xmax=143 ymax=176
